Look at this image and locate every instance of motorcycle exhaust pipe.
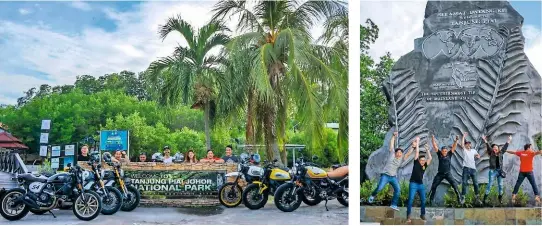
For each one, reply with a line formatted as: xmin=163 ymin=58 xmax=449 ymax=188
xmin=332 ymin=187 xmax=345 ymax=194
xmin=18 ymin=196 xmax=40 ymax=209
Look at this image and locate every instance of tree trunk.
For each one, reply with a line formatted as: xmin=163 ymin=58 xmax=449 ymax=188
xmin=246 ymin=89 xmax=255 ymax=147
xmin=263 ymin=104 xmax=282 ymax=165
xmin=204 ymin=101 xmax=211 ymax=150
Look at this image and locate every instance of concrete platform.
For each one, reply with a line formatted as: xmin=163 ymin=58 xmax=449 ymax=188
xmin=360 ymin=206 xmax=542 ymax=225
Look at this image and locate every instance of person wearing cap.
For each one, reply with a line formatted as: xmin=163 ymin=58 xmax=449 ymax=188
xmin=222 ymin=145 xmax=239 ymax=163
xmin=504 ymin=138 xmax=542 ymax=205
xmin=460 ymin=132 xmax=482 ymax=205
xmin=367 ymin=131 xmax=414 ymax=211
xmin=406 ymin=137 xmax=431 ymax=223
xmin=162 ymin=146 xmax=173 ymax=164
xmin=428 ymin=135 xmax=461 ymax=206
xmin=481 ymin=134 xmax=509 ymax=205
xmin=200 ymin=149 xmax=225 ymax=163
xmin=139 ymin=152 xmax=148 ymax=162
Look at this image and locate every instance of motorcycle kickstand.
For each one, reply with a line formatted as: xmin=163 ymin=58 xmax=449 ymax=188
xmin=48 ymin=210 xmax=57 ymax=218
xmin=324 ymin=199 xmax=329 ymax=211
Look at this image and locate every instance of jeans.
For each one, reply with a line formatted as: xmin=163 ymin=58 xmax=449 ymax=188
xmin=512 ymin=172 xmax=539 ymax=196
xmin=429 ymin=172 xmax=461 ymax=202
xmin=485 ymin=169 xmax=503 ymax=195
xmin=371 ymin=174 xmax=400 ymax=206
xmin=462 ymin=167 xmax=479 ymax=196
xmin=407 ymin=182 xmax=426 ymax=217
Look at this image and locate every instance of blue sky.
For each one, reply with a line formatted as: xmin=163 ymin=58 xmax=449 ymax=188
xmin=360 ymin=0 xmax=541 ymax=74
xmin=0 ymin=1 xmax=327 ymax=105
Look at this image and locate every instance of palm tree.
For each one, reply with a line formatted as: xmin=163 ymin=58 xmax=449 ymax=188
xmin=212 ymin=0 xmax=348 ymax=164
xmin=146 ymin=15 xmax=230 ymax=150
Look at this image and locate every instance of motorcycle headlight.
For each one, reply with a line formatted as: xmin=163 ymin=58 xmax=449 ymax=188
xmin=124 ymin=177 xmax=131 ymax=184
xmin=120 ymin=169 xmax=124 ymax=177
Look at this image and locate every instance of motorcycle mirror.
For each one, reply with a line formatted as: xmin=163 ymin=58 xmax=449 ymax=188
xmin=273 ymin=159 xmax=278 ymax=163
xmin=312 ymin=155 xmax=319 ymax=161
xmin=67 ymin=163 xmax=72 ymax=168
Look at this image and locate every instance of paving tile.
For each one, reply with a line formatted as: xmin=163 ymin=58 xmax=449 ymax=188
xmin=455 ymin=208 xmax=465 ymax=220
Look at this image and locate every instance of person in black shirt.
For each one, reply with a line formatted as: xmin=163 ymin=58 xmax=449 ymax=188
xmin=222 ymin=145 xmax=239 ymax=163
xmin=481 ymin=135 xmax=509 ymax=205
xmin=78 ymin=145 xmax=90 ymax=161
xmin=406 ymin=137 xmax=431 ymax=222
xmin=428 ymin=135 xmax=461 ymax=206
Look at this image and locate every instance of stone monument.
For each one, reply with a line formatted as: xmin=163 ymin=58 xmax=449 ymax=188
xmin=366 ymin=0 xmax=541 ymax=205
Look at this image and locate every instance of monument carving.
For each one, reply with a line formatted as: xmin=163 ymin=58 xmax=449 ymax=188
xmin=366 ymin=0 xmax=541 ymax=204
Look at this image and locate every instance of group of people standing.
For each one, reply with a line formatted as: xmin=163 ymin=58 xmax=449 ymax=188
xmin=78 ymin=145 xmax=240 ymax=164
xmin=368 ymin=131 xmax=541 ymax=222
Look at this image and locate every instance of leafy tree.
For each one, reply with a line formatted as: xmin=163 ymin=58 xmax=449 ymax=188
xmin=146 ymin=16 xmax=230 ymax=151
xmin=212 ymin=0 xmax=348 ymax=164
xmin=360 ymin=20 xmax=394 ymax=165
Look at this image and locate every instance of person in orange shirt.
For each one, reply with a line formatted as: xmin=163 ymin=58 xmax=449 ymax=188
xmin=505 ymin=138 xmax=542 ymax=205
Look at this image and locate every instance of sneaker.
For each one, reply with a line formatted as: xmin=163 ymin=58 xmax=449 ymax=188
xmin=536 ymin=196 xmax=541 ymax=205
xmin=460 ymin=196 xmax=465 ymax=205
xmin=390 ymin=205 xmax=399 ymax=211
xmin=420 ymin=215 xmax=426 ymax=221
xmin=511 ymin=194 xmax=516 ymax=205
xmin=406 ymin=217 xmax=411 ymax=223
xmin=368 ymin=196 xmax=375 ymax=204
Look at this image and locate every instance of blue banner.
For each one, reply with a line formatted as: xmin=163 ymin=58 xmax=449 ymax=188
xmin=100 ymin=130 xmax=129 ymax=151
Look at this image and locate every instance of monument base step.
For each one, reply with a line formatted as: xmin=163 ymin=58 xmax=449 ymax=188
xmin=361 ymin=206 xmax=542 ymax=225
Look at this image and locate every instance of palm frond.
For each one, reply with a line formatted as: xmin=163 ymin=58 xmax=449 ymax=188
xmin=159 ymin=15 xmax=196 ymax=49
xmin=211 ymin=0 xmax=264 ymax=33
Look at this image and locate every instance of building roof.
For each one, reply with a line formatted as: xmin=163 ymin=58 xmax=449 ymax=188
xmin=0 ymin=132 xmax=29 ymax=149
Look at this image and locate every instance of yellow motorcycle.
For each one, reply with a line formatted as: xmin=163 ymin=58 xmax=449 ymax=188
xmin=241 ymin=159 xmax=291 ymax=209
xmin=274 ymin=156 xmax=348 ymax=212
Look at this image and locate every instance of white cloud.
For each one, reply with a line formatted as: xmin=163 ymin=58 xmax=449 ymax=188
xmin=18 ymin=8 xmax=31 ymax=15
xmin=0 ymin=1 xmax=327 ymax=105
xmin=362 ymin=0 xmax=541 ymax=74
xmin=71 ymin=1 xmax=92 ymax=11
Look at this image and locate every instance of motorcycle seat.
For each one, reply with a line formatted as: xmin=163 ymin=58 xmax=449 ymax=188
xmin=19 ymin=173 xmax=47 ymax=183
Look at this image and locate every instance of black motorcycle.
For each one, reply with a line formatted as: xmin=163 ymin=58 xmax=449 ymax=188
xmin=102 ymin=152 xmax=140 ymax=212
xmin=83 ymin=159 xmax=123 ymax=215
xmin=0 ymin=163 xmax=102 ymax=221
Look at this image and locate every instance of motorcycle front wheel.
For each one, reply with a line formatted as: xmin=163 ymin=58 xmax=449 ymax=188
xmin=218 ymin=182 xmax=243 ymax=208
xmin=0 ymin=188 xmax=29 ymax=221
xmin=337 ymin=180 xmax=348 ymax=207
xmin=242 ymin=183 xmax=269 ymax=210
xmin=100 ymin=186 xmax=123 ymax=215
xmin=73 ymin=190 xmax=102 ymax=221
xmin=274 ymin=183 xmax=302 ymax=212
xmin=120 ymin=185 xmax=140 ymax=212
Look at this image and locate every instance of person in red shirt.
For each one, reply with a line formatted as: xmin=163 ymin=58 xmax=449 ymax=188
xmin=505 ymin=140 xmax=542 ymax=205
xmin=200 ymin=149 xmax=225 ymax=163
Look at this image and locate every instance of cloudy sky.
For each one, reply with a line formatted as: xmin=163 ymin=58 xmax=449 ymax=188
xmin=360 ymin=0 xmax=541 ymax=72
xmin=0 ymin=1 xmax=326 ymax=105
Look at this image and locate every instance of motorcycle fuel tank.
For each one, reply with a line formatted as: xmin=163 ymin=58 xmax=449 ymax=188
xmin=46 ymin=172 xmax=71 ymax=184
xmin=305 ymin=166 xmax=328 ymax=179
xmin=270 ymin=168 xmax=291 ymax=181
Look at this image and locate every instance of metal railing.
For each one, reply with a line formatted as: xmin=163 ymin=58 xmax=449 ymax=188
xmin=0 ymin=151 xmax=28 ymax=174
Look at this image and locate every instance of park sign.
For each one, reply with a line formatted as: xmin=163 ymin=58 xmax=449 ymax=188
xmin=125 ymin=170 xmax=226 ymax=199
xmin=99 ymin=130 xmax=129 ymax=152
xmin=366 ymin=1 xmax=541 ymax=205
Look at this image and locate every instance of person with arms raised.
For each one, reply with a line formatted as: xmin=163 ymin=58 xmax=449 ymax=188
xmin=428 ymin=135 xmax=461 ymax=206
xmin=505 ymin=138 xmax=541 ymax=205
xmin=406 ymin=137 xmax=431 ymax=222
xmin=367 ymin=131 xmax=414 ymax=211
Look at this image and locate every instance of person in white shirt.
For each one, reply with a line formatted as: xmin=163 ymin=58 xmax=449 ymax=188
xmin=162 ymin=146 xmax=173 ymax=164
xmin=460 ymin=132 xmax=481 ymax=205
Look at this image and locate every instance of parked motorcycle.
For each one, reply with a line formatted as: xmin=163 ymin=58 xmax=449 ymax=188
xmin=0 ymin=163 xmax=102 ymax=221
xmin=218 ymin=153 xmax=262 ymax=208
xmin=274 ymin=156 xmax=348 ymax=212
xmin=241 ymin=159 xmax=291 ymax=210
xmin=101 ymin=152 xmax=140 ymax=212
xmin=82 ymin=153 xmax=123 ymax=215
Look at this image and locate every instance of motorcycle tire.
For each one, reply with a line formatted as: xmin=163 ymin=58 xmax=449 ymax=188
xmin=242 ymin=183 xmax=269 ymax=210
xmin=301 ymin=185 xmax=322 ymax=206
xmin=337 ymin=180 xmax=349 ymax=207
xmin=0 ymin=188 xmax=30 ymax=221
xmin=274 ymin=183 xmax=302 ymax=212
xmin=29 ymin=209 xmax=48 ymax=215
xmin=120 ymin=185 xmax=140 ymax=212
xmin=218 ymin=182 xmax=243 ymax=208
xmin=72 ymin=190 xmax=102 ymax=221
xmin=100 ymin=187 xmax=123 ymax=215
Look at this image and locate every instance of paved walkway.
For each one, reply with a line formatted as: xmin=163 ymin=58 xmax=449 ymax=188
xmin=0 ymin=200 xmax=347 ymax=225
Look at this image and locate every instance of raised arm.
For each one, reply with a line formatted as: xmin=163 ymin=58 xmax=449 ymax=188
xmin=460 ymin=132 xmax=467 ymax=149
xmin=414 ymin=137 xmax=420 ymax=160
xmin=504 ymin=135 xmax=516 ymax=154
xmin=451 ymin=135 xmax=459 ymax=153
xmin=404 ymin=137 xmax=418 ymax=160
xmin=482 ymin=135 xmax=492 ymax=153
xmin=431 ymin=135 xmax=439 ymax=153
xmin=425 ymin=143 xmax=433 ymax=165
xmin=389 ymin=131 xmax=398 ymax=153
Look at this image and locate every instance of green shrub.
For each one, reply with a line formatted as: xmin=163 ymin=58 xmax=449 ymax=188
xmin=360 ymin=180 xmax=374 ymax=203
xmin=443 ymin=183 xmax=527 ymax=208
xmin=515 ymin=188 xmax=529 ymax=207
